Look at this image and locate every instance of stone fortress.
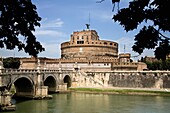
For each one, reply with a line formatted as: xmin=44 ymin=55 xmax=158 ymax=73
xmin=20 ymin=27 xmax=147 ymax=71
xmin=61 ymin=29 xmax=118 ymax=59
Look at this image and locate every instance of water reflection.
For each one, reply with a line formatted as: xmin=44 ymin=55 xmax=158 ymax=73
xmin=4 ymin=93 xmax=170 ymax=113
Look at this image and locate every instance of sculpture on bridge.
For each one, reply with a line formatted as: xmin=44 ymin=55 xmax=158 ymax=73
xmin=0 ymin=86 xmax=16 ymax=111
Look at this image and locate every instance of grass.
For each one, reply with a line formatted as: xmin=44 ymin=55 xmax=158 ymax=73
xmin=69 ymin=87 xmax=170 ymax=96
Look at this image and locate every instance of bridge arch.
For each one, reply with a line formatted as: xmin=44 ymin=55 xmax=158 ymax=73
xmin=44 ymin=75 xmax=57 ymax=92
xmin=63 ymin=75 xmax=72 ymax=88
xmin=9 ymin=76 xmax=35 ymax=98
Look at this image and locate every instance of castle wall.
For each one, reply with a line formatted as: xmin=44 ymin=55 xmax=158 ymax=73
xmin=108 ymin=71 xmax=170 ymax=88
xmin=82 ymin=71 xmax=170 ymax=88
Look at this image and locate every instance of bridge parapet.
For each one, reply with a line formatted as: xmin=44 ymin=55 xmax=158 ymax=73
xmin=0 ymin=69 xmax=74 ymax=75
xmin=1 ymin=69 xmax=38 ymax=73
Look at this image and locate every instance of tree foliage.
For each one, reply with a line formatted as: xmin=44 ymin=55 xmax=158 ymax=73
xmin=143 ymin=59 xmax=170 ymax=70
xmin=110 ymin=0 xmax=170 ymax=61
xmin=0 ymin=0 xmax=44 ymax=57
xmin=3 ymin=57 xmax=20 ymax=69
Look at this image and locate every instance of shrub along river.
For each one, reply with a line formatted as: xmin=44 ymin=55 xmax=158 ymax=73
xmin=5 ymin=92 xmax=170 ymax=113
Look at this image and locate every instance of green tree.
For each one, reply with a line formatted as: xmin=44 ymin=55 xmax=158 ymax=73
xmin=97 ymin=0 xmax=170 ymax=60
xmin=143 ymin=58 xmax=170 ymax=70
xmin=112 ymin=0 xmax=170 ymax=61
xmin=0 ymin=0 xmax=44 ymax=57
xmin=3 ymin=57 xmax=20 ymax=69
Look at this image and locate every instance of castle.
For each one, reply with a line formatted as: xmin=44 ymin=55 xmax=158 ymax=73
xmin=20 ymin=28 xmax=147 ymax=71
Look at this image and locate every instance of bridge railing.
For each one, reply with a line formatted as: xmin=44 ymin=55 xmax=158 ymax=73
xmin=2 ymin=69 xmax=38 ymax=73
xmin=0 ymin=68 xmax=74 ymax=74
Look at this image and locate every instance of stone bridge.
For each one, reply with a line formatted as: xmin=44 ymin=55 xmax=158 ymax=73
xmin=1 ymin=68 xmax=170 ymax=111
xmin=1 ymin=69 xmax=170 ymax=99
xmin=0 ymin=69 xmax=170 ymax=98
xmin=0 ymin=69 xmax=76 ymax=98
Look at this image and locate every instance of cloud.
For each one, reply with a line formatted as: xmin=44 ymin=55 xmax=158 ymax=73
xmin=38 ymin=42 xmax=61 ymax=58
xmin=34 ymin=29 xmax=66 ymax=37
xmin=41 ymin=18 xmax=64 ymax=28
xmin=33 ymin=18 xmax=67 ymax=38
xmin=32 ymin=18 xmax=66 ymax=58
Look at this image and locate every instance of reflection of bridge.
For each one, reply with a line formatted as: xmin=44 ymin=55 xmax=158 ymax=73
xmin=0 ymin=69 xmax=74 ymax=98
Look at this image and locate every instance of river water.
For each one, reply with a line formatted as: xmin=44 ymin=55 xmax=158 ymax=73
xmin=5 ymin=93 xmax=170 ymax=113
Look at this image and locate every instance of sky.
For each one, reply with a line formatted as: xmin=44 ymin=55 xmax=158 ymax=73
xmin=0 ymin=0 xmax=156 ymax=61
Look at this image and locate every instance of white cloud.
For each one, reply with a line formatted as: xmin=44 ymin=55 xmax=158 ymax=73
xmin=33 ymin=18 xmax=66 ymax=38
xmin=38 ymin=42 xmax=61 ymax=58
xmin=41 ymin=18 xmax=64 ymax=28
xmin=34 ymin=29 xmax=66 ymax=37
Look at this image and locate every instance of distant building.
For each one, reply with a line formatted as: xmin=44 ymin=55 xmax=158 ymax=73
xmin=19 ymin=28 xmax=147 ymax=71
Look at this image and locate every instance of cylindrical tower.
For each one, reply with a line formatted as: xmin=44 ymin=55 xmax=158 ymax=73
xmin=61 ymin=30 xmax=118 ymax=59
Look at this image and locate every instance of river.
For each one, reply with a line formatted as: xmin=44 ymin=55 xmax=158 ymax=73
xmin=4 ymin=93 xmax=170 ymax=113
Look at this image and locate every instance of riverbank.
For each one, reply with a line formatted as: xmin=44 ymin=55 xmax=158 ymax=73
xmin=69 ymin=87 xmax=170 ymax=96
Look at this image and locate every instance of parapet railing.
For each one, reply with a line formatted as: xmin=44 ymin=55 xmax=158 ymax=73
xmin=0 ymin=68 xmax=74 ymax=74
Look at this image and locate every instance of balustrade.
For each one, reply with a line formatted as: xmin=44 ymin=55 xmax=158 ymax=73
xmin=0 ymin=68 xmax=74 ymax=74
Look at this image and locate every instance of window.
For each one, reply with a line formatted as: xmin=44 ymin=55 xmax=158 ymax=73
xmin=77 ymin=41 xmax=84 ymax=44
xmin=104 ymin=42 xmax=107 ymax=45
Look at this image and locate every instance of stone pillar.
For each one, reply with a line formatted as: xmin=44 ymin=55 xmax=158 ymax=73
xmin=35 ymin=72 xmax=51 ymax=99
xmin=0 ymin=89 xmax=16 ymax=111
xmin=35 ymin=76 xmax=52 ymax=99
xmin=58 ymin=83 xmax=67 ymax=91
xmin=59 ymin=62 xmax=62 ymax=72
xmin=34 ymin=58 xmax=52 ymax=99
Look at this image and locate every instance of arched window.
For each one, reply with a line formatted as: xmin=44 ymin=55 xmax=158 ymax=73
xmin=104 ymin=42 xmax=107 ymax=45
